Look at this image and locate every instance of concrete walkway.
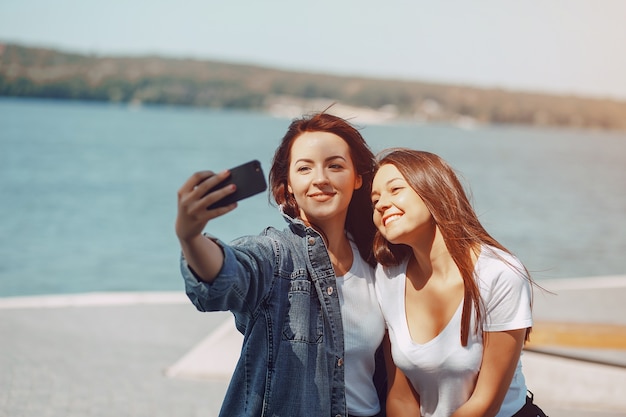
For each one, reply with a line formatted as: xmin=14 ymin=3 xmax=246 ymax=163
xmin=1 ymin=276 xmax=625 ymax=417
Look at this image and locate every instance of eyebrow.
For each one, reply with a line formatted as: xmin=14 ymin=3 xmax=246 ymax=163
xmin=384 ymin=177 xmax=405 ymax=186
xmin=371 ymin=177 xmax=405 ymax=196
xmin=293 ymin=155 xmax=348 ymax=165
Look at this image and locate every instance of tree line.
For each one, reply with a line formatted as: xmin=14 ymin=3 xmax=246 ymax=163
xmin=1 ymin=42 xmax=625 ymax=131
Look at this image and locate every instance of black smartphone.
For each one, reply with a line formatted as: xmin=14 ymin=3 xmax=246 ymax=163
xmin=205 ymin=159 xmax=268 ymax=209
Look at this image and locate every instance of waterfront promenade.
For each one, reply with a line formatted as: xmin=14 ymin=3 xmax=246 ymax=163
xmin=1 ymin=275 xmax=625 ymax=417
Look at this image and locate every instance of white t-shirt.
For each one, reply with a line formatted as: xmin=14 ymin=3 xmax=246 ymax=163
xmin=336 ymin=240 xmax=386 ymax=417
xmin=375 ymin=245 xmax=532 ymax=417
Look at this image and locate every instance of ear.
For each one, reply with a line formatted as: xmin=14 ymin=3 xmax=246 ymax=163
xmin=287 ymin=183 xmax=293 ymax=194
xmin=354 ymin=174 xmax=363 ymax=190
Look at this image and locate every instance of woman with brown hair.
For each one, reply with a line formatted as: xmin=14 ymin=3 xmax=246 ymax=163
xmin=370 ymin=148 xmax=546 ymax=417
xmin=175 ymin=112 xmax=386 ymax=417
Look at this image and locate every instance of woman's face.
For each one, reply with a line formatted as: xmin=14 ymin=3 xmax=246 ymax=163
xmin=371 ymin=163 xmax=433 ymax=245
xmin=287 ymin=131 xmax=362 ymax=226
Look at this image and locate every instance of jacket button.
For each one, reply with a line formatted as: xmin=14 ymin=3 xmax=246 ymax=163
xmin=327 ymin=286 xmax=333 ymax=295
xmin=308 ymin=237 xmax=316 ymax=245
xmin=337 ymin=358 xmax=344 ymax=367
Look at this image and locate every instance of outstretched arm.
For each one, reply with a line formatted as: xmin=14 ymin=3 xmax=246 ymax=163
xmin=175 ymin=170 xmax=237 ymax=283
xmin=383 ymin=333 xmax=421 ymax=417
xmin=450 ymin=328 xmax=527 ymax=417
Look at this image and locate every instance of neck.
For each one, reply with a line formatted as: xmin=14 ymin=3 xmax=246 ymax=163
xmin=409 ymin=227 xmax=456 ymax=283
xmin=311 ymin=217 xmax=353 ymax=277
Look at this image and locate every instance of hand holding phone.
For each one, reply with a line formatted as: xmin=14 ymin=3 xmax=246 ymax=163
xmin=205 ymin=160 xmax=267 ymax=210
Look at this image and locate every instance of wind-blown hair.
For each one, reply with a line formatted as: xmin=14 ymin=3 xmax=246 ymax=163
xmin=269 ymin=111 xmax=377 ymax=266
xmin=372 ymin=148 xmax=531 ymax=345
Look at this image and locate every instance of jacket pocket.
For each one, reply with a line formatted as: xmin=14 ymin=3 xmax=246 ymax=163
xmin=282 ymin=277 xmax=323 ymax=343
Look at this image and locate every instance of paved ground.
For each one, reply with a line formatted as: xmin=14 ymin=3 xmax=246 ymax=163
xmin=0 ymin=294 xmax=231 ymax=417
xmin=1 ymin=276 xmax=625 ymax=417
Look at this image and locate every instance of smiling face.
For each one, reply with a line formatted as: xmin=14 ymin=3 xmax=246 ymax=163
xmin=371 ymin=163 xmax=434 ymax=246
xmin=287 ymin=131 xmax=362 ymax=227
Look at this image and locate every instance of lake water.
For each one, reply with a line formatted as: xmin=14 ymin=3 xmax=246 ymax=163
xmin=1 ymin=97 xmax=625 ymax=297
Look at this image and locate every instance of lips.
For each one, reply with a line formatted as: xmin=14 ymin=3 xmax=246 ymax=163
xmin=308 ymin=192 xmax=336 ymax=201
xmin=382 ymin=213 xmax=402 ymax=227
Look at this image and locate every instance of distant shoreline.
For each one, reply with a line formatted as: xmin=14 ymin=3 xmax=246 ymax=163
xmin=3 ymin=42 xmax=626 ymax=132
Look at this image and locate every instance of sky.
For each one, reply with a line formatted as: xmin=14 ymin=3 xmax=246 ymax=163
xmin=1 ymin=0 xmax=625 ymax=100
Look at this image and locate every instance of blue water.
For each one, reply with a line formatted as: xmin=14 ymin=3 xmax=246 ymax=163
xmin=1 ymin=97 xmax=625 ymax=297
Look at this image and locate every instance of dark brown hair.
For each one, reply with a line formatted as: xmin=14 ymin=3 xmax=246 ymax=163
xmin=372 ymin=148 xmax=531 ymax=345
xmin=269 ymin=111 xmax=377 ymax=266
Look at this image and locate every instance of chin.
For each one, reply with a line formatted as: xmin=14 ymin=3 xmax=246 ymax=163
xmin=382 ymin=231 xmax=404 ymax=245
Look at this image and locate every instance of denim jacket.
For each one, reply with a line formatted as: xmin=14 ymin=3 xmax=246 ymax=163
xmin=181 ymin=215 xmax=349 ymax=417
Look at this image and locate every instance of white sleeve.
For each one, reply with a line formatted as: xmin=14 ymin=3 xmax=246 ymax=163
xmin=479 ymin=254 xmax=533 ymax=332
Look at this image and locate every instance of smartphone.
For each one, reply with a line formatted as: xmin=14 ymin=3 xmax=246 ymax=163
xmin=205 ymin=159 xmax=268 ymax=209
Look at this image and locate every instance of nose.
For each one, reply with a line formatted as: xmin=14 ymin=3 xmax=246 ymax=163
xmin=312 ymin=171 xmax=330 ymax=186
xmin=374 ymin=194 xmax=390 ymax=212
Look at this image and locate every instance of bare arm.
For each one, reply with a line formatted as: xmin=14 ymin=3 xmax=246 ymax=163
xmin=383 ymin=333 xmax=421 ymax=417
xmin=450 ymin=328 xmax=527 ymax=417
xmin=175 ymin=170 xmax=238 ymax=283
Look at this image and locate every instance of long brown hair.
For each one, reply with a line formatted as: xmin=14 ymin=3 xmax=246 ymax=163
xmin=372 ymin=148 xmax=531 ymax=345
xmin=269 ymin=111 xmax=377 ymax=266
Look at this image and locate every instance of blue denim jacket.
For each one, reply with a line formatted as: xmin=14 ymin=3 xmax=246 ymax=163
xmin=181 ymin=215 xmax=349 ymax=417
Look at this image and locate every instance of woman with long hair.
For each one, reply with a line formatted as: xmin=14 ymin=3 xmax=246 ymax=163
xmin=175 ymin=112 xmax=386 ymax=417
xmin=370 ymin=148 xmax=546 ymax=417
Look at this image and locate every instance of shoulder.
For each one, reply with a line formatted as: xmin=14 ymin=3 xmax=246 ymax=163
xmin=476 ymin=246 xmax=532 ymax=306
xmin=230 ymin=226 xmax=298 ymax=248
xmin=375 ymin=259 xmax=408 ymax=289
xmin=476 ymin=246 xmax=527 ymax=284
xmin=375 ymin=260 xmax=405 ymax=278
xmin=223 ymin=226 xmax=303 ymax=265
